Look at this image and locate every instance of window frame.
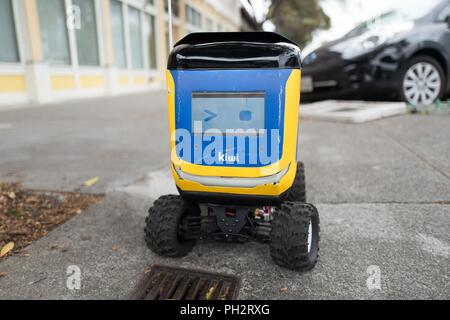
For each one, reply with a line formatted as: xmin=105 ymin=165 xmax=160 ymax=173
xmin=0 ymin=0 xmax=23 ymax=65
xmin=127 ymin=5 xmax=144 ymax=70
xmin=71 ymin=0 xmax=102 ymax=67
xmin=144 ymin=13 xmax=158 ymax=70
xmin=37 ymin=0 xmax=72 ymax=66
xmin=110 ymin=0 xmax=128 ymax=69
xmin=121 ymin=0 xmax=159 ymax=71
xmin=185 ymin=2 xmax=203 ymax=32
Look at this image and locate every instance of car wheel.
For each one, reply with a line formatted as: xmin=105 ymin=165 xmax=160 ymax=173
xmin=399 ymin=55 xmax=446 ymax=107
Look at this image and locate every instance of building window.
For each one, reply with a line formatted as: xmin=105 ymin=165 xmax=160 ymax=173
xmin=0 ymin=0 xmax=19 ymax=63
xmin=128 ymin=7 xmax=143 ymax=69
xmin=165 ymin=0 xmax=179 ymax=17
xmin=72 ymin=0 xmax=99 ymax=66
xmin=205 ymin=18 xmax=213 ymax=32
xmin=37 ymin=0 xmax=71 ymax=65
xmin=186 ymin=5 xmax=202 ymax=29
xmin=110 ymin=0 xmax=126 ymax=68
xmin=145 ymin=14 xmax=157 ymax=69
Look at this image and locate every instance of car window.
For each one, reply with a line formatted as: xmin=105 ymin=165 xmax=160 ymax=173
xmin=343 ymin=0 xmax=444 ymax=39
xmin=437 ymin=5 xmax=450 ymax=21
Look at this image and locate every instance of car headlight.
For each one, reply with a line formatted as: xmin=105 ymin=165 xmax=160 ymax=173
xmin=343 ymin=22 xmax=414 ymax=59
xmin=360 ymin=34 xmax=386 ymax=50
xmin=303 ymin=52 xmax=317 ymax=65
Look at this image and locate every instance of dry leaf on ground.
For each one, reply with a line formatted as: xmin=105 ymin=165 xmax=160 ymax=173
xmin=82 ymin=177 xmax=99 ymax=187
xmin=0 ymin=242 xmax=14 ymax=257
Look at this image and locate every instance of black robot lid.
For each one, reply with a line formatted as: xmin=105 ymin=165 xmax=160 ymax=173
xmin=167 ymin=32 xmax=302 ymax=70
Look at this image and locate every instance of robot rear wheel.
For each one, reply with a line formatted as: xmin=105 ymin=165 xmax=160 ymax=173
xmin=284 ymin=161 xmax=306 ymax=202
xmin=270 ymin=202 xmax=320 ymax=271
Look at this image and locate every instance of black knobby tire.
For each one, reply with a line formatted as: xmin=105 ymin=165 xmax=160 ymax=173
xmin=284 ymin=162 xmax=306 ymax=202
xmin=270 ymin=202 xmax=320 ymax=271
xmin=398 ymin=55 xmax=446 ymax=105
xmin=144 ymin=195 xmax=197 ymax=257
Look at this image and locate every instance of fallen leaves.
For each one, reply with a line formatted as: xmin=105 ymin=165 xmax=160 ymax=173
xmin=0 ymin=242 xmax=14 ymax=257
xmin=205 ymin=282 xmax=219 ymax=300
xmin=0 ymin=183 xmax=102 ymax=260
xmin=144 ymin=267 xmax=152 ymax=275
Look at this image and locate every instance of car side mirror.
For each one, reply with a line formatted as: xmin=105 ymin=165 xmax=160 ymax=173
xmin=446 ymin=15 xmax=450 ymax=28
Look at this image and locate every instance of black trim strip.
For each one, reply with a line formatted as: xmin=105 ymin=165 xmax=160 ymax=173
xmin=177 ymin=187 xmax=292 ymax=206
xmin=192 ymin=92 xmax=265 ymax=98
xmin=168 ymin=32 xmax=302 ymax=70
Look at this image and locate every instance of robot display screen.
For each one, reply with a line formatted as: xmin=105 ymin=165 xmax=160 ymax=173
xmin=192 ymin=92 xmax=265 ymax=134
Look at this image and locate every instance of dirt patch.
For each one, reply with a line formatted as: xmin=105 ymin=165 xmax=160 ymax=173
xmin=0 ymin=183 xmax=102 ymax=260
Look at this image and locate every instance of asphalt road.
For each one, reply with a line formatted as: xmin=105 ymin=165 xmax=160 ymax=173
xmin=0 ymin=92 xmax=449 ymax=299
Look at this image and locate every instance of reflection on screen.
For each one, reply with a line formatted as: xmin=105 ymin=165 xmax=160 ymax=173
xmin=192 ymin=92 xmax=265 ymax=134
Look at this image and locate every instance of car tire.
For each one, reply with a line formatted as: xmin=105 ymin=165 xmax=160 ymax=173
xmin=144 ymin=195 xmax=196 ymax=257
xmin=399 ymin=55 xmax=446 ymax=106
xmin=284 ymin=162 xmax=306 ymax=202
xmin=270 ymin=202 xmax=320 ymax=271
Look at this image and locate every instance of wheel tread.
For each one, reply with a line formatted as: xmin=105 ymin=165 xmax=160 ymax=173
xmin=270 ymin=202 xmax=320 ymax=271
xmin=144 ymin=195 xmax=195 ymax=257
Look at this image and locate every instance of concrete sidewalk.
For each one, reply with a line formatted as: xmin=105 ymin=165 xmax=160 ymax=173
xmin=0 ymin=91 xmax=169 ymax=194
xmin=0 ymin=93 xmax=449 ymax=299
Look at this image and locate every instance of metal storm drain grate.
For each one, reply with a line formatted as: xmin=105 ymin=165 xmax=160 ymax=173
xmin=130 ymin=265 xmax=241 ymax=300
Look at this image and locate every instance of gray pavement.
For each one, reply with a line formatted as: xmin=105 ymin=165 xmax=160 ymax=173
xmin=0 ymin=92 xmax=449 ymax=299
xmin=0 ymin=91 xmax=169 ymax=194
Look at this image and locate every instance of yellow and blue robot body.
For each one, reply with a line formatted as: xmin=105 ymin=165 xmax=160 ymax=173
xmin=145 ymin=32 xmax=320 ymax=272
xmin=167 ymin=32 xmax=302 ymax=206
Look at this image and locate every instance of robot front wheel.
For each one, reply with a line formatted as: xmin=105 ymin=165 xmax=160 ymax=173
xmin=144 ymin=194 xmax=320 ymax=271
xmin=144 ymin=195 xmax=199 ymax=257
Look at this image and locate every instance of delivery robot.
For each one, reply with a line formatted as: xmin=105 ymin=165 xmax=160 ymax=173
xmin=145 ymin=32 xmax=320 ymax=271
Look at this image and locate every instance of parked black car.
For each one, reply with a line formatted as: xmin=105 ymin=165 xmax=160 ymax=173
xmin=301 ymin=0 xmax=450 ymax=106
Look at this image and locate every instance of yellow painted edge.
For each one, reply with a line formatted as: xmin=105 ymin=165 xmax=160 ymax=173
xmin=51 ymin=75 xmax=76 ymax=91
xmin=118 ymin=75 xmax=129 ymax=86
xmin=80 ymin=76 xmax=104 ymax=89
xmin=133 ymin=76 xmax=146 ymax=85
xmin=0 ymin=75 xmax=26 ymax=93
